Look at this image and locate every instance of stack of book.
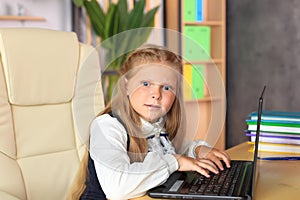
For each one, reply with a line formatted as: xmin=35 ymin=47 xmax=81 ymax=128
xmin=246 ymin=110 xmax=300 ymax=154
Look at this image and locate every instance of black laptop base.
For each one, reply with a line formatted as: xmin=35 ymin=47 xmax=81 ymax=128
xmin=148 ymin=160 xmax=253 ymax=200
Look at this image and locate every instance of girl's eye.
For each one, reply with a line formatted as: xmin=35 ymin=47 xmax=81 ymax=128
xmin=163 ymin=85 xmax=172 ymax=91
xmin=142 ymin=81 xmax=150 ymax=86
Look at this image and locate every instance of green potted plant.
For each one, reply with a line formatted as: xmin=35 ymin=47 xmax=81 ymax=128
xmin=72 ymin=0 xmax=159 ymax=102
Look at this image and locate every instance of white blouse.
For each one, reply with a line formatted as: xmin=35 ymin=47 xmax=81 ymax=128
xmin=89 ymin=114 xmax=210 ymax=200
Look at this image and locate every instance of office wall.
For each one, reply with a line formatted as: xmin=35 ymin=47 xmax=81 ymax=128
xmin=227 ymin=0 xmax=300 ymax=147
xmin=0 ymin=0 xmax=72 ymax=31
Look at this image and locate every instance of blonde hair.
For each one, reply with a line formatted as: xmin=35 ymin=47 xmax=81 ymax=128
xmin=68 ymin=44 xmax=185 ymax=199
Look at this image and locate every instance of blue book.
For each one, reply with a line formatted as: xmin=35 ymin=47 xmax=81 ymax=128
xmin=196 ymin=0 xmax=203 ymax=21
xmin=249 ymin=110 xmax=300 ymax=122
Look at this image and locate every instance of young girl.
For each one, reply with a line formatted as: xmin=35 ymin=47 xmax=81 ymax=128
xmin=71 ymin=45 xmax=230 ymax=200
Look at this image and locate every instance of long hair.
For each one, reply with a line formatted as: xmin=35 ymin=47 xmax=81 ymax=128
xmin=68 ymin=44 xmax=185 ymax=199
xmin=105 ymin=44 xmax=185 ymax=161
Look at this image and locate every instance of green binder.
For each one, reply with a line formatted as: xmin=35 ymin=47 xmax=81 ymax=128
xmin=183 ymin=25 xmax=211 ymax=62
xmin=184 ymin=0 xmax=196 ymax=21
xmin=192 ymin=64 xmax=205 ymax=99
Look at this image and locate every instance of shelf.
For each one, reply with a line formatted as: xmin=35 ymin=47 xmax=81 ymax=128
xmin=181 ymin=0 xmax=226 ymax=150
xmin=0 ymin=15 xmax=46 ymax=21
xmin=183 ymin=21 xmax=223 ymax=26
xmin=185 ymin=96 xmax=223 ymax=103
xmin=184 ymin=59 xmax=224 ymax=65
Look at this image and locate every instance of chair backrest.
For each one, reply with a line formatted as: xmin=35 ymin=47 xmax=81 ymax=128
xmin=0 ymin=28 xmax=105 ymax=200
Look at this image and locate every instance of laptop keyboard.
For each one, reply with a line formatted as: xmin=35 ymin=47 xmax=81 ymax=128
xmin=189 ymin=161 xmax=245 ymax=196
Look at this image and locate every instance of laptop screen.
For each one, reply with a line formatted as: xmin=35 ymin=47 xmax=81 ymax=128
xmin=251 ymin=86 xmax=266 ymax=198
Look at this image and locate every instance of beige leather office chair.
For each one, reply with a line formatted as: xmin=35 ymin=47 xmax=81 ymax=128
xmin=0 ymin=28 xmax=105 ymax=200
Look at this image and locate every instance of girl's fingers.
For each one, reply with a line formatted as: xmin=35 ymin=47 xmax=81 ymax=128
xmin=195 ymin=159 xmax=219 ymax=176
xmin=216 ymin=151 xmax=231 ymax=168
xmin=195 ymin=167 xmax=210 ymax=178
xmin=207 ymin=150 xmax=231 ymax=169
xmin=210 ymin=157 xmax=224 ymax=170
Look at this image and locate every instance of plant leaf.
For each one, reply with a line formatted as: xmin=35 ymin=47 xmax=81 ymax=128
xmin=113 ymin=6 xmax=121 ymax=35
xmin=126 ymin=0 xmax=145 ymax=29
xmin=141 ymin=6 xmax=159 ymax=27
xmin=117 ymin=0 xmax=128 ymax=31
xmin=104 ymin=4 xmax=117 ymax=40
xmin=72 ymin=0 xmax=84 ymax=7
xmin=84 ymin=0 xmax=106 ymax=38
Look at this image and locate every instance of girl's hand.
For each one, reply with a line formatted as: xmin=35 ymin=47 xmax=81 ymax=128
xmin=173 ymin=154 xmax=219 ymax=178
xmin=195 ymin=146 xmax=231 ymax=171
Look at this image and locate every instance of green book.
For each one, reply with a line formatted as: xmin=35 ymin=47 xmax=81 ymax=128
xmin=247 ymin=120 xmax=300 ymax=135
xmin=246 ymin=120 xmax=300 ymax=127
xmin=249 ymin=110 xmax=300 ymax=122
xmin=184 ymin=0 xmax=196 ymax=21
xmin=192 ymin=65 xmax=205 ymax=99
xmin=183 ymin=25 xmax=211 ymax=62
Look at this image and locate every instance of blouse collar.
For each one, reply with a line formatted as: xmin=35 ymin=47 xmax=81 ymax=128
xmin=140 ymin=117 xmax=166 ymax=138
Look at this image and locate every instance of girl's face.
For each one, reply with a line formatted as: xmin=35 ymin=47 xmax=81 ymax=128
xmin=126 ymin=64 xmax=178 ymax=123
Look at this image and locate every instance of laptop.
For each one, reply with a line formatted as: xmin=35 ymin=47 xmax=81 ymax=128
xmin=148 ymin=86 xmax=266 ymax=200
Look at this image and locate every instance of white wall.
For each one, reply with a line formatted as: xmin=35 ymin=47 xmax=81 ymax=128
xmin=0 ymin=0 xmax=72 ymax=31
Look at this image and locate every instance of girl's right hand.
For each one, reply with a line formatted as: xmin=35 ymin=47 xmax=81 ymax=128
xmin=173 ymin=154 xmax=219 ymax=178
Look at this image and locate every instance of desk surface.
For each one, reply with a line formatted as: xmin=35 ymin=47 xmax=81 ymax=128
xmin=134 ymin=142 xmax=300 ymax=200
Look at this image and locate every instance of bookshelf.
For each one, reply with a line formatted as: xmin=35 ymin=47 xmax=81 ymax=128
xmin=181 ymin=0 xmax=226 ymax=150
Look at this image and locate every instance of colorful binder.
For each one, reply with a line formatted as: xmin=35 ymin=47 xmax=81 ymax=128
xmin=183 ymin=0 xmax=203 ymax=22
xmin=183 ymin=64 xmax=193 ymax=100
xmin=192 ymin=64 xmax=205 ymax=99
xmin=183 ymin=25 xmax=211 ymax=62
xmin=196 ymin=0 xmax=203 ymax=21
xmin=183 ymin=0 xmax=196 ymax=21
xmin=183 ymin=64 xmax=205 ymax=100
